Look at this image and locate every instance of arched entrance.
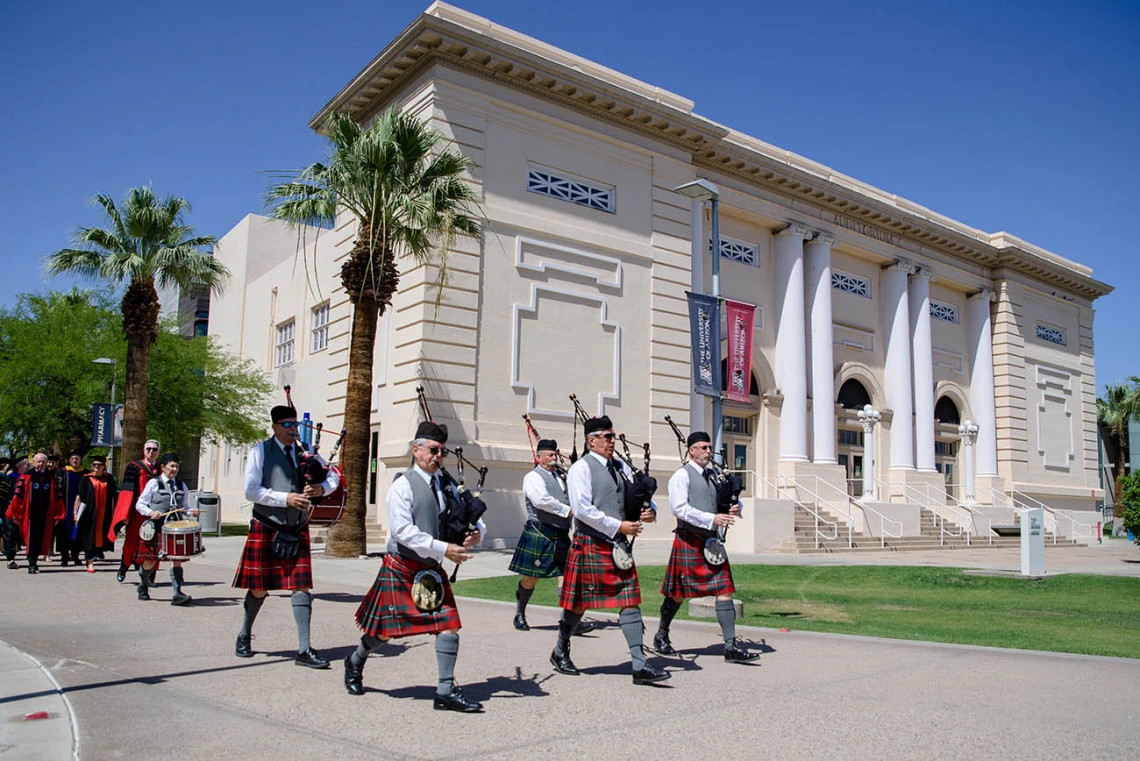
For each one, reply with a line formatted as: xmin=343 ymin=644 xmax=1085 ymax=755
xmin=720 ymin=358 xmax=759 ymax=495
xmin=934 ymin=396 xmax=961 ymax=502
xmin=837 ymin=379 xmax=872 ymax=497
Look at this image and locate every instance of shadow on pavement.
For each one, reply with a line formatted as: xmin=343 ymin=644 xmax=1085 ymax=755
xmin=314 ymin=592 xmax=365 ymax=604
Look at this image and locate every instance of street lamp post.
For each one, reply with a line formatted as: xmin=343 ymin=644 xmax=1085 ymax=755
xmin=93 ymin=358 xmax=117 ymax=474
xmin=673 ymin=179 xmax=724 ymax=462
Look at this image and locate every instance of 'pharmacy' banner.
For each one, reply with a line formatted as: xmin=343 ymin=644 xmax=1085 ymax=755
xmin=724 ymin=300 xmax=755 ymax=403
xmin=686 ymin=291 xmax=721 ymax=397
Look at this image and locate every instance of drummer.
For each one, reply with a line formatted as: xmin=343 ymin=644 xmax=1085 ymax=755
xmin=133 ymin=453 xmax=198 ymax=606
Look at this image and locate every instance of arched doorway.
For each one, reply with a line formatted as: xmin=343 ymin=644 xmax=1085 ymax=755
xmin=837 ymin=379 xmax=872 ymax=497
xmin=720 ymin=358 xmax=759 ymax=495
xmin=934 ymin=396 xmax=961 ymax=502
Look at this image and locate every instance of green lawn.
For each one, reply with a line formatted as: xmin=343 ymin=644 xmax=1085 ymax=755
xmin=452 ymin=565 xmax=1140 ymax=659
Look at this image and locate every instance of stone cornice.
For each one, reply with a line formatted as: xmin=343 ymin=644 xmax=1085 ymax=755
xmin=314 ymin=2 xmax=1113 ymax=301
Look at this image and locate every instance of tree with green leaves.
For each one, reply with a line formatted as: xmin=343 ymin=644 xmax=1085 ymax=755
xmin=264 ymin=108 xmax=481 ymax=557
xmin=44 ymin=187 xmax=228 ymax=478
xmin=1116 ymin=471 xmax=1140 ymax=546
xmin=1096 ymin=379 xmax=1140 ymax=503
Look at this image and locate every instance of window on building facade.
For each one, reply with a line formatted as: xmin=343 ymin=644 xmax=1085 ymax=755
xmin=935 ymin=441 xmax=959 ymax=457
xmin=311 ymin=303 xmax=330 ymax=353
xmin=838 ymin=429 xmax=864 ymax=447
xmin=832 ymin=270 xmax=871 ymax=298
xmin=723 ymin=415 xmax=752 ymax=435
xmin=929 ymin=301 xmax=957 ymax=323
xmin=526 ymin=165 xmax=615 ymax=213
xmin=275 ymin=320 xmax=295 ymax=367
xmin=1035 ymin=323 xmax=1066 ymax=346
xmin=709 ymin=235 xmax=758 ymax=266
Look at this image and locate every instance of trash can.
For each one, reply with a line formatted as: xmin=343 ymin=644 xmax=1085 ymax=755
xmin=193 ymin=492 xmax=221 ymax=535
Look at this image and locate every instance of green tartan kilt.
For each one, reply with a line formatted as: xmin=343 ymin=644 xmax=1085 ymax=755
xmin=558 ymin=533 xmax=641 ymax=610
xmin=508 ymin=520 xmax=568 ymax=578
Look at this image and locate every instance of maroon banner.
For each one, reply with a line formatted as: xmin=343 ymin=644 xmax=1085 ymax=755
xmin=724 ymin=300 xmax=755 ymax=403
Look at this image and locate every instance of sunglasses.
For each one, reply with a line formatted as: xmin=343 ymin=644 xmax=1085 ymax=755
xmin=423 ymin=446 xmax=448 ymax=456
xmin=278 ymin=421 xmax=299 ymax=428
xmin=600 ymin=433 xmax=616 ymax=440
xmin=144 ymin=447 xmax=159 ymax=452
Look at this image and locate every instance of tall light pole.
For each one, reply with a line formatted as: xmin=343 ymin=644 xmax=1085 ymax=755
xmin=674 ymin=179 xmax=724 ymax=463
xmin=93 ymin=358 xmax=117 ymax=475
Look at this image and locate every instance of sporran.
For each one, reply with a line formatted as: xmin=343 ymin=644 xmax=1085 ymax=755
xmin=611 ymin=538 xmax=635 ymax=571
xmin=139 ymin=519 xmax=157 ymax=542
xmin=411 ymin=568 xmax=445 ymax=612
xmin=703 ymin=536 xmax=728 ymax=566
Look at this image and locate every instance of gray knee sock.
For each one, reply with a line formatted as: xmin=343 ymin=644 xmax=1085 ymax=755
xmin=170 ymin=567 xmax=185 ymax=596
xmin=241 ymin=591 xmax=265 ymax=636
xmin=619 ymin=607 xmax=647 ymax=671
xmin=435 ymin=630 xmax=460 ymax=696
xmin=716 ymin=599 xmax=736 ymax=643
xmin=658 ymin=597 xmax=681 ymax=634
xmin=291 ymin=591 xmax=313 ymax=652
xmin=351 ymin=635 xmax=384 ymax=668
xmin=515 ymin=581 xmax=534 ymax=616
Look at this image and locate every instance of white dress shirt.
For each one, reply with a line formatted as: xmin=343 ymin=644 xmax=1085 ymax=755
xmin=136 ymin=475 xmax=191 ymax=518
xmin=667 ymin=462 xmax=717 ymax=531
xmin=566 ymin=451 xmax=656 ymax=540
xmin=243 ymin=438 xmax=339 ymax=507
xmin=522 ymin=468 xmax=571 ymax=521
xmin=387 ymin=464 xmax=486 ymax=563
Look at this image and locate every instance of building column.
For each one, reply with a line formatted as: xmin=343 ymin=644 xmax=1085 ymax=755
xmin=805 ymin=233 xmax=837 ymax=463
xmin=967 ymin=289 xmax=999 ymax=477
xmin=882 ymin=261 xmax=916 ymax=471
xmin=858 ymin=404 xmax=881 ymax=500
xmin=688 ymin=200 xmax=708 ymax=434
xmin=959 ymin=420 xmax=979 ymax=505
xmin=909 ymin=267 xmax=936 ymax=472
xmin=774 ymin=224 xmax=810 ymax=462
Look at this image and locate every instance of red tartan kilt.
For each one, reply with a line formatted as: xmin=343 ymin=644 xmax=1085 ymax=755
xmin=558 ymin=533 xmax=641 ymax=610
xmin=134 ymin=537 xmax=163 ymax=568
xmin=232 ymin=521 xmax=313 ymax=591
xmin=660 ymin=530 xmax=735 ymax=598
xmin=355 ymin=553 xmax=461 ymax=639
xmin=121 ymin=510 xmax=144 ymax=564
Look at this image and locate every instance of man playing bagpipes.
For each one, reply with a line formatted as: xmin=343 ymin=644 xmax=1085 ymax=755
xmin=56 ymin=451 xmax=87 ymax=567
xmin=4 ymin=452 xmax=65 ymax=574
xmin=233 ymin=403 xmax=339 ymax=669
xmin=110 ymin=440 xmax=162 ymax=583
xmin=345 ymin=421 xmax=488 ymax=713
xmin=653 ymin=431 xmax=759 ymax=663
xmin=75 ymin=454 xmax=117 ymax=573
xmin=133 ymin=453 xmax=197 ymax=605
xmin=550 ymin=415 xmax=670 ymax=685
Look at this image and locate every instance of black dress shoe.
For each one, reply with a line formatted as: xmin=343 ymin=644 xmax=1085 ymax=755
xmin=343 ymin=655 xmax=365 ymax=695
xmin=115 ymin=568 xmax=126 ymax=583
xmin=512 ymin=614 xmax=530 ymax=631
xmin=549 ymin=649 xmax=579 ymax=676
xmin=652 ymin=630 xmax=677 ymax=655
xmin=28 ymin=565 xmax=39 ymax=575
xmin=572 ymin=620 xmax=597 ymax=636
xmin=61 ymin=558 xmax=69 ymax=567
xmin=433 ymin=687 xmax=484 ymax=713
xmin=170 ymin=593 xmax=193 ymax=606
xmin=724 ymin=645 xmax=761 ymax=664
xmin=235 ymin=633 xmax=253 ymax=658
xmin=632 ymin=665 xmax=671 ymax=685
xmin=137 ymin=585 xmax=150 ymax=600
xmin=295 ymin=648 xmax=331 ymax=669
xmin=6 ymin=560 xmax=17 ymax=570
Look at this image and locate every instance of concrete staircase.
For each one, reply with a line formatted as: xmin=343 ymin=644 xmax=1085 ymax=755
xmin=310 ymin=522 xmax=387 ymax=548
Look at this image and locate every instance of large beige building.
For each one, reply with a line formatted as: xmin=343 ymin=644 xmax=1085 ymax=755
xmin=203 ymin=3 xmax=1111 ymax=552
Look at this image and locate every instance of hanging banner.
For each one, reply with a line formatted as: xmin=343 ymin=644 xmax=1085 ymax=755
xmin=686 ymin=291 xmax=721 ymax=397
xmin=724 ymin=299 xmax=756 ymax=403
xmin=91 ymin=403 xmax=124 ymax=447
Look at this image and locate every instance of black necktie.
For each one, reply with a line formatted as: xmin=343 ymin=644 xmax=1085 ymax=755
xmin=703 ymin=468 xmax=713 ymax=484
xmin=430 ymin=476 xmax=441 ymax=508
xmin=606 ymin=458 xmax=620 ymax=486
xmin=285 ymin=446 xmax=296 ymax=472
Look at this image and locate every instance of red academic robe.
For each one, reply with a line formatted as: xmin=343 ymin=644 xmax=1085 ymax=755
xmin=109 ymin=460 xmax=159 ymax=559
xmin=5 ymin=471 xmax=65 ymax=558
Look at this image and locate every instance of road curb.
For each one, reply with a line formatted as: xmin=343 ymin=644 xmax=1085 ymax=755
xmin=0 ymin=640 xmax=79 ymax=761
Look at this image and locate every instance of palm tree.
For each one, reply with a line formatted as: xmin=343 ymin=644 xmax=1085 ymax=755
xmin=45 ymin=187 xmax=227 ymax=478
xmin=265 ymin=107 xmax=481 ymax=557
xmin=1096 ymin=378 xmax=1140 ymax=503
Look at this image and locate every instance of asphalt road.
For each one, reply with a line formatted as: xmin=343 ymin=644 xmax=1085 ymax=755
xmin=1 ymin=542 xmax=1138 ymax=760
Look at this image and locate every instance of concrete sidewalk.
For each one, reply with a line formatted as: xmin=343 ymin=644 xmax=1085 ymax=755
xmin=1 ymin=537 xmax=1138 ymax=760
xmin=0 ymin=640 xmax=77 ymax=761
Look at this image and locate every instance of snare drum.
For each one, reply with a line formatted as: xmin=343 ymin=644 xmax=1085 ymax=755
xmin=161 ymin=520 xmax=204 ymax=560
xmin=307 ymin=466 xmax=348 ymax=527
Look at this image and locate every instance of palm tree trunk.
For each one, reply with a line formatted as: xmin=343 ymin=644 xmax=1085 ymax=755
xmin=325 ymin=298 xmax=378 ymax=557
xmin=121 ymin=332 xmax=151 ymax=482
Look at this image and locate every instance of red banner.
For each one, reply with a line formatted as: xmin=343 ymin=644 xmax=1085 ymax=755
xmin=724 ymin=300 xmax=755 ymax=403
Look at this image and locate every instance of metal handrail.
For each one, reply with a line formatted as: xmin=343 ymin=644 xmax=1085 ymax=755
xmin=812 ymin=474 xmax=903 ymax=544
xmin=882 ymin=479 xmax=994 ymax=545
xmin=777 ymin=475 xmax=853 ymax=549
xmin=726 ymin=470 xmax=841 ymax=549
xmin=885 ymin=480 xmax=964 ymax=546
xmin=1007 ymin=490 xmax=1096 ymax=543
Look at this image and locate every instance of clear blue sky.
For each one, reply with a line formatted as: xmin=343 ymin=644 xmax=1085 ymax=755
xmin=2 ymin=0 xmax=1137 ymax=390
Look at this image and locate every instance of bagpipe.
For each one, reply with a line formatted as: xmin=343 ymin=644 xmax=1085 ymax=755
xmin=521 ymin=414 xmax=571 ymax=478
xmin=664 ymin=415 xmax=741 ymax=566
xmin=416 ymin=386 xmax=489 ymax=581
xmin=283 ymin=385 xmax=348 ymax=513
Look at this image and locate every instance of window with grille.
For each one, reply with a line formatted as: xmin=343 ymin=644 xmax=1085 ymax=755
xmin=930 ymin=302 xmax=957 ymax=323
xmin=832 ymin=270 xmax=871 ymax=298
xmin=710 ymin=235 xmax=758 ymax=266
xmin=526 ymin=165 xmax=615 ymax=213
xmin=935 ymin=441 xmax=958 ymax=457
xmin=723 ymin=415 xmax=752 ymax=435
xmin=311 ymin=303 xmax=330 ymax=353
xmin=275 ymin=320 xmax=295 ymax=367
xmin=1035 ymin=323 xmax=1066 ymax=346
xmin=838 ymin=429 xmax=864 ymax=447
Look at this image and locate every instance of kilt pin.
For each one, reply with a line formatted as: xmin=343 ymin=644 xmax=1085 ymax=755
xmin=232 ymin=520 xmax=313 ymax=590
xmin=660 ymin=530 xmax=735 ymax=598
xmin=558 ymin=533 xmax=641 ymax=610
xmin=355 ymin=552 xmax=462 ymax=639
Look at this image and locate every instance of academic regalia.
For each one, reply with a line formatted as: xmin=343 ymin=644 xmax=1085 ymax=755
xmin=5 ymin=470 xmax=65 ymax=563
xmin=57 ymin=465 xmax=86 ymax=561
xmin=77 ymin=472 xmax=117 ymax=558
xmin=109 ymin=460 xmax=159 ymax=563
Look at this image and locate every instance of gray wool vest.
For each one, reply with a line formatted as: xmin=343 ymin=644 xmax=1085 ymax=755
xmin=153 ymin=477 xmax=187 ymax=520
xmin=680 ymin=465 xmax=717 ymax=536
xmin=527 ymin=466 xmax=570 ymax=530
xmin=253 ymin=437 xmax=302 ymax=527
xmin=396 ymin=469 xmax=441 ymax=563
xmin=576 ymin=455 xmax=626 ymax=541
